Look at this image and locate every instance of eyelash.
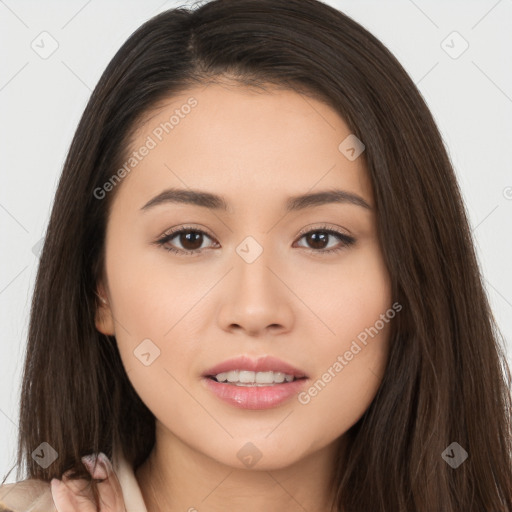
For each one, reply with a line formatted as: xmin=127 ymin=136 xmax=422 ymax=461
xmin=154 ymin=224 xmax=356 ymax=257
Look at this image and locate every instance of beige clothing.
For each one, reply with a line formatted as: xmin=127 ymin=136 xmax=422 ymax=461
xmin=0 ymin=447 xmax=148 ymax=512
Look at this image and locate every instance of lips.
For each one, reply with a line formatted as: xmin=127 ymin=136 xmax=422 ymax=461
xmin=201 ymin=355 xmax=309 ymax=410
xmin=202 ymin=355 xmax=308 ymax=379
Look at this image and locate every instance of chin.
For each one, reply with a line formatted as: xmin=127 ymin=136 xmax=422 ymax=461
xmin=206 ymin=439 xmax=309 ymax=471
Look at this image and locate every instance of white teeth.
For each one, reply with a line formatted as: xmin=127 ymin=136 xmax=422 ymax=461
xmin=215 ymin=371 xmax=228 ymax=382
xmin=226 ymin=371 xmax=238 ymax=382
xmin=256 ymin=371 xmax=273 ymax=383
xmin=239 ymin=370 xmax=255 ymax=383
xmin=214 ymin=370 xmax=296 ymax=385
xmin=273 ymin=372 xmax=285 ymax=383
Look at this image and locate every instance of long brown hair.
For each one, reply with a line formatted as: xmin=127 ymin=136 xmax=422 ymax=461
xmin=3 ymin=0 xmax=511 ymax=510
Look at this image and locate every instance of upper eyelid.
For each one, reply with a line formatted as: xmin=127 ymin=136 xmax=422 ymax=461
xmin=157 ymin=225 xmax=353 ymax=247
xmin=159 ymin=225 xmax=350 ymax=241
xmin=296 ymin=223 xmax=351 ymax=237
xmin=159 ymin=225 xmax=216 ymax=241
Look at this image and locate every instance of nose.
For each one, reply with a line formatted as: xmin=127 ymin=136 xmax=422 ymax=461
xmin=216 ymin=248 xmax=294 ymax=337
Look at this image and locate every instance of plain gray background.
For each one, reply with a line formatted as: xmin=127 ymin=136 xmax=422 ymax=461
xmin=1 ymin=0 xmax=511 ymax=482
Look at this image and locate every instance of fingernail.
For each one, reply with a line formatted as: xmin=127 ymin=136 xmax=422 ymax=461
xmin=81 ymin=454 xmax=98 ymax=472
xmin=97 ymin=452 xmax=112 ymax=478
xmin=81 ymin=454 xmax=98 ymax=466
xmin=81 ymin=453 xmax=107 ymax=480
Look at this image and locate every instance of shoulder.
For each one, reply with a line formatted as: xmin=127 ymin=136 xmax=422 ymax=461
xmin=0 ymin=479 xmax=56 ymax=512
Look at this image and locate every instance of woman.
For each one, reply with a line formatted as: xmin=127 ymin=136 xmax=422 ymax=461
xmin=1 ymin=0 xmax=511 ymax=510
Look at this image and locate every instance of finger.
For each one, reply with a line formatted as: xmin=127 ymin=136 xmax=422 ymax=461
xmin=60 ymin=471 xmax=98 ymax=510
xmin=95 ymin=453 xmax=127 ymax=512
xmin=51 ymin=477 xmax=96 ymax=512
xmin=82 ymin=453 xmax=127 ymax=512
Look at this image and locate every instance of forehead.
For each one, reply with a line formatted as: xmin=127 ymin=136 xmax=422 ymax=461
xmin=113 ymin=83 xmax=372 ymax=212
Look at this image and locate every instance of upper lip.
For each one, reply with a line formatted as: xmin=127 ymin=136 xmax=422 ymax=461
xmin=203 ymin=355 xmax=308 ymax=378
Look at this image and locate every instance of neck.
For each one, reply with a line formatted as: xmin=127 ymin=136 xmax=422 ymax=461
xmin=135 ymin=426 xmax=345 ymax=512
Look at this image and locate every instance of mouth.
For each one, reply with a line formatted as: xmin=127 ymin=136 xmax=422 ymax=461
xmin=202 ymin=355 xmax=308 ymax=383
xmin=201 ymin=355 xmax=309 ymax=409
xmin=205 ymin=371 xmax=308 ymax=386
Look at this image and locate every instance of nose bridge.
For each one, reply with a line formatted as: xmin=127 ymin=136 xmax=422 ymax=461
xmin=234 ymin=234 xmax=278 ymax=303
xmin=216 ymin=234 xmax=293 ymax=334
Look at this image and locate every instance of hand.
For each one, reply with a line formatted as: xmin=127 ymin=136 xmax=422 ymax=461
xmin=51 ymin=452 xmax=127 ymax=512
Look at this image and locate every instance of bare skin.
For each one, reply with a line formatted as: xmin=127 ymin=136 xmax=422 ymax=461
xmin=95 ymin=81 xmax=392 ymax=512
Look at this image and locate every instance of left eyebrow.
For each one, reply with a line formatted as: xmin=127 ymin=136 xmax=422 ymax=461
xmin=285 ymin=189 xmax=372 ymax=211
xmin=140 ymin=187 xmax=372 ymax=213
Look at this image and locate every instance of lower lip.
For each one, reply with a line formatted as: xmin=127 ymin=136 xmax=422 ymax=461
xmin=202 ymin=377 xmax=308 ymax=410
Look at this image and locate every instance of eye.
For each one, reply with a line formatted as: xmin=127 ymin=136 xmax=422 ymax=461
xmin=154 ymin=224 xmax=355 ymax=256
xmin=294 ymin=224 xmax=355 ymax=254
xmin=155 ymin=226 xmax=218 ymax=256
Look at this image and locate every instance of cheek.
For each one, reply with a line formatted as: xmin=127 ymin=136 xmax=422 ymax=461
xmin=103 ymin=234 xmax=218 ymax=423
xmin=291 ymin=244 xmax=392 ymax=440
xmin=290 ymin=332 xmax=391 ymax=458
xmin=104 ymin=233 xmax=207 ymax=346
xmin=298 ymin=241 xmax=392 ymax=353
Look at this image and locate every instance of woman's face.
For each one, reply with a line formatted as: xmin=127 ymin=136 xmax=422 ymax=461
xmin=95 ymin=82 xmax=393 ymax=470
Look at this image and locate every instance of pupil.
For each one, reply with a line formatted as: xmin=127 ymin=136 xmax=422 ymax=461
xmin=308 ymin=232 xmax=327 ymax=249
xmin=181 ymin=231 xmax=202 ymax=250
